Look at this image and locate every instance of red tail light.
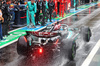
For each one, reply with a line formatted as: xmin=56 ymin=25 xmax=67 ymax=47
xmin=39 ymin=48 xmax=43 ymax=54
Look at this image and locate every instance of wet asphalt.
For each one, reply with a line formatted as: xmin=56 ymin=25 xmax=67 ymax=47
xmin=0 ymin=4 xmax=100 ymax=66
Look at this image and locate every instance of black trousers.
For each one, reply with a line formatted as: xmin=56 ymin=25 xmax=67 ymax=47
xmin=49 ymin=9 xmax=53 ymax=22
xmin=57 ymin=2 xmax=60 ymax=14
xmin=2 ymin=24 xmax=9 ymax=36
xmin=2 ymin=15 xmax=9 ymax=36
xmin=35 ymin=11 xmax=39 ymax=25
xmin=42 ymin=11 xmax=46 ymax=25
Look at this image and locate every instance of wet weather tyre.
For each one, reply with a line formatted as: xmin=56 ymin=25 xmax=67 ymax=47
xmin=68 ymin=41 xmax=76 ymax=61
xmin=17 ymin=36 xmax=28 ymax=56
xmin=81 ymin=26 xmax=91 ymax=42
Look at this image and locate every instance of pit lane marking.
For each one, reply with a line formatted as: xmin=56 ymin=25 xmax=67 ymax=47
xmin=81 ymin=40 xmax=100 ymax=66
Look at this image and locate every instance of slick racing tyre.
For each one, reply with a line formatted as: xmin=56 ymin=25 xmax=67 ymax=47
xmin=81 ymin=26 xmax=92 ymax=42
xmin=17 ymin=36 xmax=28 ymax=56
xmin=68 ymin=41 xmax=76 ymax=61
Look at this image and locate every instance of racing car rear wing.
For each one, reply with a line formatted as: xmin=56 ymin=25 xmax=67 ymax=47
xmin=26 ymin=31 xmax=61 ymax=38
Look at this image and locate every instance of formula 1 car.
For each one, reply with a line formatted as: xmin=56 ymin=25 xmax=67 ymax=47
xmin=17 ymin=22 xmax=91 ymax=61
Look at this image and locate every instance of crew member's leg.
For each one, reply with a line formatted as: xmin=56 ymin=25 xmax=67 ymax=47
xmin=55 ymin=1 xmax=58 ymax=15
xmin=62 ymin=4 xmax=64 ymax=17
xmin=75 ymin=0 xmax=78 ymax=10
xmin=64 ymin=2 xmax=67 ymax=12
xmin=31 ymin=12 xmax=36 ymax=27
xmin=50 ymin=13 xmax=52 ymax=22
xmin=49 ymin=9 xmax=53 ymax=22
xmin=3 ymin=24 xmax=8 ymax=36
xmin=35 ymin=10 xmax=39 ymax=25
xmin=59 ymin=4 xmax=61 ymax=17
xmin=57 ymin=2 xmax=60 ymax=14
xmin=42 ymin=12 xmax=45 ymax=26
xmin=37 ymin=12 xmax=39 ymax=25
xmin=2 ymin=15 xmax=9 ymax=36
xmin=26 ymin=10 xmax=30 ymax=27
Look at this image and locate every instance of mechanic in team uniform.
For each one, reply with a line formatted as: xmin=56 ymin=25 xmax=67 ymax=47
xmin=48 ymin=0 xmax=55 ymax=22
xmin=2 ymin=0 xmax=11 ymax=37
xmin=42 ymin=0 xmax=48 ymax=26
xmin=25 ymin=0 xmax=37 ymax=28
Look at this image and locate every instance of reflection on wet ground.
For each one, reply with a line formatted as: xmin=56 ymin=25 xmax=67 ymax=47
xmin=61 ymin=4 xmax=100 ymax=26
xmin=1 ymin=4 xmax=100 ymax=66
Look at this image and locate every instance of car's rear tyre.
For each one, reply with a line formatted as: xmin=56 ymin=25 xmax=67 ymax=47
xmin=81 ymin=26 xmax=92 ymax=42
xmin=17 ymin=36 xmax=28 ymax=56
xmin=68 ymin=41 xmax=76 ymax=61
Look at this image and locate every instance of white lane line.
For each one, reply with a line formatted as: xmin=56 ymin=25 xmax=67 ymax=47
xmin=0 ymin=3 xmax=98 ymax=49
xmin=81 ymin=40 xmax=100 ymax=66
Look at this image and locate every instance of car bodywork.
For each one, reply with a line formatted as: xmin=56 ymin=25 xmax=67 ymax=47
xmin=17 ymin=22 xmax=91 ymax=61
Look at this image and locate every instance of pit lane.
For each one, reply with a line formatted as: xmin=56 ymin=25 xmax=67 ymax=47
xmin=0 ymin=4 xmax=100 ymax=66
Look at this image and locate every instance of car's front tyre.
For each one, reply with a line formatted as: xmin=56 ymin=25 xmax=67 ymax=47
xmin=80 ymin=26 xmax=92 ymax=42
xmin=17 ymin=36 xmax=28 ymax=56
